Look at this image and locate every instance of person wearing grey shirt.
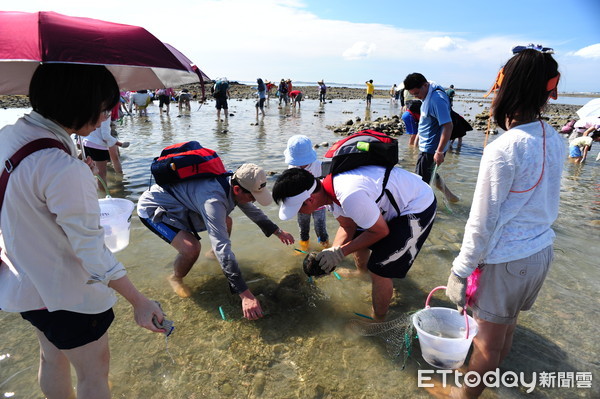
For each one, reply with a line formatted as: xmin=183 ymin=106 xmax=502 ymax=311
xmin=138 ymin=163 xmax=294 ymax=320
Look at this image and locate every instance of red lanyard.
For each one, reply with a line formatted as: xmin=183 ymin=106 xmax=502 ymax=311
xmin=510 ymin=120 xmax=545 ymax=193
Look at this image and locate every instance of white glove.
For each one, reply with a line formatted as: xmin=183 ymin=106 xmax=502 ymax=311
xmin=316 ymin=246 xmax=344 ymax=273
xmin=446 ymin=271 xmax=467 ymax=311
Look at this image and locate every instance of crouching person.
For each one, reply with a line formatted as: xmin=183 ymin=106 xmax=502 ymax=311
xmin=272 ymin=166 xmax=436 ymax=321
xmin=137 ymin=163 xmax=294 ymax=320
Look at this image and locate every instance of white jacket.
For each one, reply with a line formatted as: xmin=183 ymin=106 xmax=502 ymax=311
xmin=452 ymin=121 xmax=564 ymax=277
xmin=0 ymin=112 xmax=125 ymax=313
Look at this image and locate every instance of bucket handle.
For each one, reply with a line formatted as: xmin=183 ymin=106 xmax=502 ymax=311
xmin=425 ymin=286 xmax=470 ymax=339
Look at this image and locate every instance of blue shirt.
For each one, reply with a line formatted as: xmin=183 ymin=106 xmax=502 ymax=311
xmin=401 ymin=111 xmax=418 ymax=135
xmin=418 ymin=85 xmax=452 ymax=153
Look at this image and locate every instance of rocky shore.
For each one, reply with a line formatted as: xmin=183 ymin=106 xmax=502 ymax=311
xmin=325 ymin=102 xmax=582 ymax=138
xmin=0 ymin=82 xmax=582 ymax=135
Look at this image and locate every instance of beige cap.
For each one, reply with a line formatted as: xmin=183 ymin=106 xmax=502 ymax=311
xmin=233 ymin=163 xmax=272 ymax=206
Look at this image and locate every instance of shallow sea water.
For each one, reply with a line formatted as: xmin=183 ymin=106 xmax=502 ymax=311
xmin=1 ymin=96 xmax=598 ymax=398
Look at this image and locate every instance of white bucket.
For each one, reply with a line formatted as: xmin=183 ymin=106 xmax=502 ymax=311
xmin=98 ymin=198 xmax=135 ymax=253
xmin=412 ymin=286 xmax=478 ymax=369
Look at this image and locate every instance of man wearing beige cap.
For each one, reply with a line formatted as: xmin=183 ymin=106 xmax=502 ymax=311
xmin=137 ymin=163 xmax=294 ymax=320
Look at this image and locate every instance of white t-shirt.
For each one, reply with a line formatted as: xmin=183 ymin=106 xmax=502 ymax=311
xmin=570 ymin=136 xmax=592 ymax=149
xmin=81 ymin=119 xmax=116 ymax=150
xmin=331 ymin=165 xmax=434 ymax=229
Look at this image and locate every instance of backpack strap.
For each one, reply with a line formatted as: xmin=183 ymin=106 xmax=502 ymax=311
xmin=322 ymin=167 xmax=401 ymax=215
xmin=321 ymin=174 xmax=340 ymax=205
xmin=1 ymin=138 xmax=69 ymax=212
xmin=1 ymin=138 xmax=69 ymax=258
xmin=376 ymin=166 xmax=401 ymax=216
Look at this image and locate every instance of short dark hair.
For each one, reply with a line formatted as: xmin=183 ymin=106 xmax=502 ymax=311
xmin=407 ymin=100 xmax=422 ymax=114
xmin=231 ymin=178 xmax=250 ymax=193
xmin=491 ymin=49 xmax=559 ymax=130
xmin=403 ymin=73 xmax=427 ymax=90
xmin=29 ymin=63 xmax=120 ymax=131
xmin=272 ymin=168 xmax=317 ymax=204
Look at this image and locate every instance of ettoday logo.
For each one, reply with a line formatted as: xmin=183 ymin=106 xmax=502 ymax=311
xmin=418 ymin=369 xmax=593 ymax=393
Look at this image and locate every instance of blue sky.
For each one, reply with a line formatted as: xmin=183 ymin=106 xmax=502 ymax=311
xmin=7 ymin=0 xmax=600 ymax=92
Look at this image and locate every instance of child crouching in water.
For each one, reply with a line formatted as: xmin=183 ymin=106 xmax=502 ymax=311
xmin=284 ymin=135 xmax=329 ymax=251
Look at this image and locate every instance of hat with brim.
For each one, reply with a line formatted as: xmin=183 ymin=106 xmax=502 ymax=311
xmin=284 ymin=135 xmax=317 ymax=166
xmin=233 ymin=163 xmax=273 ymax=206
xmin=278 ymin=181 xmax=317 ymax=220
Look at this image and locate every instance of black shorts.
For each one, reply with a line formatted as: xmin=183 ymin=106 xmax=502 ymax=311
xmin=255 ymin=98 xmax=266 ymax=109
xmin=83 ymin=146 xmax=110 ymax=162
xmin=367 ymin=94 xmax=373 ymax=101
xmin=21 ymin=308 xmax=114 ymax=350
xmin=356 ymin=198 xmax=436 ymax=278
xmin=158 ymin=94 xmax=171 ymax=107
xmin=415 ymin=152 xmax=436 ymax=183
xmin=215 ymin=97 xmax=228 ymax=110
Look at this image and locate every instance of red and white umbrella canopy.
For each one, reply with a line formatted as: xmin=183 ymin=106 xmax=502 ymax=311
xmin=0 ymin=11 xmax=209 ymax=94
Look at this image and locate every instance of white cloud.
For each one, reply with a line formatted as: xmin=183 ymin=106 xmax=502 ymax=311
xmin=573 ymin=43 xmax=600 ymax=59
xmin=3 ymin=0 xmax=597 ymax=91
xmin=424 ymin=36 xmax=459 ymax=52
xmin=342 ymin=41 xmax=377 ymax=60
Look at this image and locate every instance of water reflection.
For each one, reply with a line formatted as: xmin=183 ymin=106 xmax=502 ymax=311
xmin=0 ymin=99 xmax=598 ymax=398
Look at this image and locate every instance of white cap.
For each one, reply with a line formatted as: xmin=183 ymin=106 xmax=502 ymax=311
xmin=278 ymin=181 xmax=317 ymax=220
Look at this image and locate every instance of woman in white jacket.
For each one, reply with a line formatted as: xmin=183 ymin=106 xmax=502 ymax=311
xmin=0 ymin=64 xmax=163 ymax=399
xmin=445 ymin=45 xmax=563 ymax=398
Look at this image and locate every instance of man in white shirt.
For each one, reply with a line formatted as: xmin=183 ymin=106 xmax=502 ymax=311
xmin=272 ymin=166 xmax=436 ymax=321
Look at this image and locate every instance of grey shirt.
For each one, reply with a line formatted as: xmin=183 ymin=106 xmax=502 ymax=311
xmin=137 ymin=177 xmax=278 ymax=293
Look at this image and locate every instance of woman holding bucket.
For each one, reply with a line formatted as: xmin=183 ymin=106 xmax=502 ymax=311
xmin=445 ymin=45 xmax=563 ymax=398
xmin=0 ymin=64 xmax=164 ymax=399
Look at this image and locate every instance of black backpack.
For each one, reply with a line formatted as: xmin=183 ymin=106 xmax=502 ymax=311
xmin=321 ymin=130 xmax=400 ymax=214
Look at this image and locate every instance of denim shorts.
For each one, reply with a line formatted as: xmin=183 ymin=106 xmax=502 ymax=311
xmin=569 ymin=145 xmax=582 ymax=158
xmin=471 ymin=245 xmax=553 ymax=324
xmin=21 ymin=308 xmax=114 ymax=350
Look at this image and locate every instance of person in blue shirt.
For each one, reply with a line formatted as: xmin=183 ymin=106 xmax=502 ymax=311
xmin=403 ymin=73 xmax=459 ymax=203
xmin=401 ymin=100 xmax=421 ymax=147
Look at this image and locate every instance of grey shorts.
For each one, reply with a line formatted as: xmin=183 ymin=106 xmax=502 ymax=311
xmin=471 ymin=245 xmax=553 ymax=324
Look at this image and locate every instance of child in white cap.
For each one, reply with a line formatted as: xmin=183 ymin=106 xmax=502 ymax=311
xmin=284 ymin=135 xmax=329 ymax=252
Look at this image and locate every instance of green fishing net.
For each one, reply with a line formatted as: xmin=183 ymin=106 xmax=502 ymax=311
xmin=347 ymin=314 xmax=418 ymax=369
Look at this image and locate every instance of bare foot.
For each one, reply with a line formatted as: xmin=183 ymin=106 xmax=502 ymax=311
xmin=168 ymin=275 xmax=192 ymax=298
xmin=445 ymin=192 xmax=460 ymax=203
xmin=205 ymin=250 xmax=217 ymax=260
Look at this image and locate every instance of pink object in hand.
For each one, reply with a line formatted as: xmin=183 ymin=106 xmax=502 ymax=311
xmin=465 ymin=267 xmax=481 ymax=307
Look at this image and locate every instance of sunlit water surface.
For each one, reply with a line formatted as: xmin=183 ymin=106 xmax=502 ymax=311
xmin=1 ymin=96 xmax=598 ymax=398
